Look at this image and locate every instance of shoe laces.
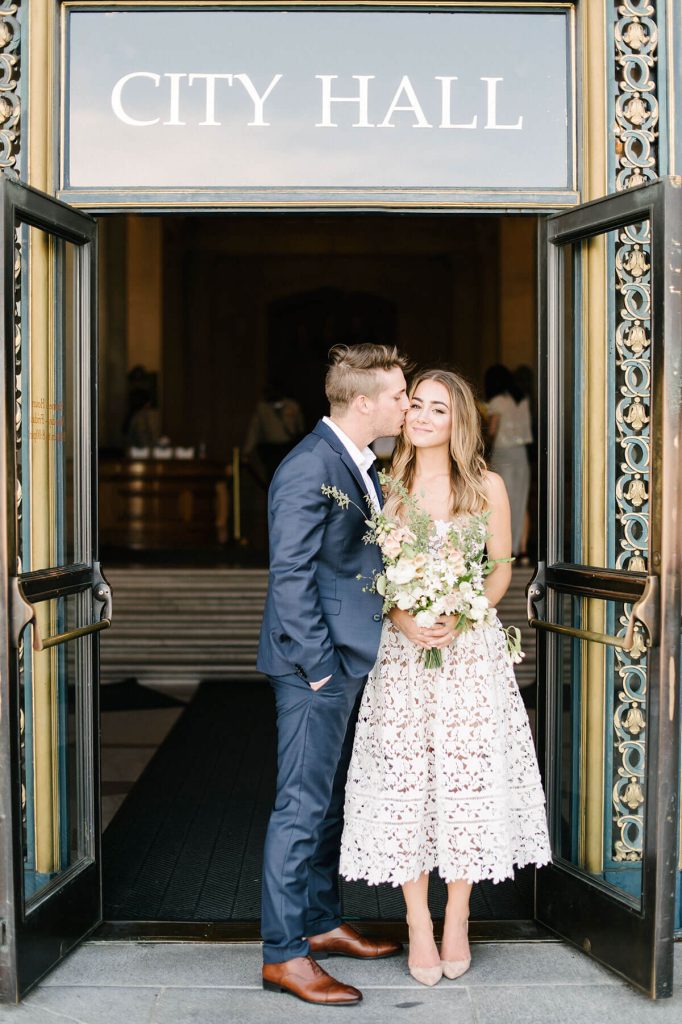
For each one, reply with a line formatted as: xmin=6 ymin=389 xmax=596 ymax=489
xmin=307 ymin=957 xmax=327 ymax=978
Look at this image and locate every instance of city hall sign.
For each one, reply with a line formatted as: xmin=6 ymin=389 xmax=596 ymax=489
xmin=111 ymin=72 xmax=526 ymax=132
xmin=62 ymin=4 xmax=576 ymax=204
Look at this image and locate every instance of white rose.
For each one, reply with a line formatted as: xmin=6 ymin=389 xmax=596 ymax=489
xmin=396 ymin=591 xmax=416 ymax=610
xmin=386 ymin=559 xmax=417 ymax=585
xmin=442 ymin=593 xmax=461 ymax=614
xmin=414 ymin=609 xmax=438 ymax=628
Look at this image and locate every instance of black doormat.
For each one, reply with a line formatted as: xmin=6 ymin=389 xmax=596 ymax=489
xmin=100 ymin=678 xmax=188 ymax=712
xmin=103 ymin=680 xmax=533 ymax=922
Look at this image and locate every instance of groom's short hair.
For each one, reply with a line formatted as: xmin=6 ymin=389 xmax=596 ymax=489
xmin=325 ymin=344 xmax=411 ymax=409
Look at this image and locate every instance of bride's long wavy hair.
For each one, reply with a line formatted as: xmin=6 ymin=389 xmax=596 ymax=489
xmin=384 ymin=368 xmax=488 ymax=520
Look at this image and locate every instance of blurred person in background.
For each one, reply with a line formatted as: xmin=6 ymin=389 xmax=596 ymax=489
xmin=512 ymin=364 xmax=537 ymax=566
xmin=244 ymin=386 xmax=305 ymax=483
xmin=484 ymin=364 xmax=532 ymax=559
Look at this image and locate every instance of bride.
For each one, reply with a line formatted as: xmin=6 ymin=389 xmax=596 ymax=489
xmin=339 ymin=368 xmax=551 ymax=986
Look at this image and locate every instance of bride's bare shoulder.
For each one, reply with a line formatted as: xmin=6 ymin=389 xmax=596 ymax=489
xmin=482 ymin=470 xmax=507 ymax=504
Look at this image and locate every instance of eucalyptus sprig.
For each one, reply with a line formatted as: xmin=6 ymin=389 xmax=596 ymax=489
xmin=322 ymin=483 xmax=355 ymax=511
xmin=377 ymin=471 xmax=432 ymax=549
xmin=321 ymin=484 xmax=373 ymax=518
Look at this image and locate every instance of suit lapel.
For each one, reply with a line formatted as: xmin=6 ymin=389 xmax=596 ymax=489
xmin=313 ymin=420 xmax=375 ymax=511
xmin=368 ymin=461 xmax=384 ymax=510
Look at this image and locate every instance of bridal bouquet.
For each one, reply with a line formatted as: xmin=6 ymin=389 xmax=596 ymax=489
xmin=321 ymin=473 xmax=523 ymax=670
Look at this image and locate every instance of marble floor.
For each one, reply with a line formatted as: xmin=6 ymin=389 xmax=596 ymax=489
xmin=2 ymin=940 xmax=680 ymax=1023
xmin=101 ymin=686 xmax=195 ymax=829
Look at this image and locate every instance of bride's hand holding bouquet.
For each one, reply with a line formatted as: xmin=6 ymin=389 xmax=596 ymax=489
xmin=386 ymin=606 xmax=446 ymax=649
xmin=387 ymin=606 xmax=468 ymax=651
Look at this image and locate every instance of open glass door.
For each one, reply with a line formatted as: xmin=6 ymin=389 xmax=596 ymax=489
xmin=0 ymin=179 xmax=107 ymax=1001
xmin=531 ymin=177 xmax=681 ymax=997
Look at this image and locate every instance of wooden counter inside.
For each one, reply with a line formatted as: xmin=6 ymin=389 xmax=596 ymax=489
xmin=99 ymin=458 xmax=229 ymax=550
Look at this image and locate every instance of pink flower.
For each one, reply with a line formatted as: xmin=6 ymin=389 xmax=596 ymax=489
xmin=381 ymin=535 xmax=402 ymax=559
xmin=445 ymin=544 xmax=465 ymax=575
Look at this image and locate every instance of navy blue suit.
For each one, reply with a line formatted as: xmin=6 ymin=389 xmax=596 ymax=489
xmin=257 ymin=420 xmax=384 ymax=963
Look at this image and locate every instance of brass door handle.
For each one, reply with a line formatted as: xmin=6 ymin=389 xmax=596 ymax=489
xmin=9 ymin=569 xmax=113 ymax=651
xmin=31 ymin=612 xmax=111 ymax=652
xmin=529 ymin=617 xmax=635 ymax=650
xmin=527 ymin=570 xmax=658 ymax=653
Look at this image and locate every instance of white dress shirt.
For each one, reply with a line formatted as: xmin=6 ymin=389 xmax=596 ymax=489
xmin=323 ymin=416 xmax=381 ymax=512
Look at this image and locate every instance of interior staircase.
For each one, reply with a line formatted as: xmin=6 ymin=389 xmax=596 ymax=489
xmin=100 ymin=566 xmax=535 ymax=689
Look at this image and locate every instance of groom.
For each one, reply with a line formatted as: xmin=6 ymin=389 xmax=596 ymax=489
xmin=257 ymin=343 xmax=411 ymax=1005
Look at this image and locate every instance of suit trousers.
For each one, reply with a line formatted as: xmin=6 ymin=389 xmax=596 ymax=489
xmin=261 ymin=669 xmax=365 ymax=964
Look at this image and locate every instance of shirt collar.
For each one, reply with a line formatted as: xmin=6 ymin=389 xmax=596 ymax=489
xmin=323 ymin=416 xmax=377 ymax=474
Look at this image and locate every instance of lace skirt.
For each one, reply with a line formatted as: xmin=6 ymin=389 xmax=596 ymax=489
xmin=340 ymin=617 xmax=552 ymax=887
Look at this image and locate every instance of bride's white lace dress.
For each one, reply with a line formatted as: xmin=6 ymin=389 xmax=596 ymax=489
xmin=340 ymin=518 xmax=552 ymax=886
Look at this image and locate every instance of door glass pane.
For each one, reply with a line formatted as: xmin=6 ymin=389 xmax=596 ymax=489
xmin=18 ymin=592 xmax=95 ymax=907
xmin=557 ymin=218 xmax=651 ymax=573
xmin=17 ymin=223 xmax=89 ymax=573
xmin=560 ymin=245 xmax=578 ymax=562
xmin=551 ymin=591 xmax=647 ymax=906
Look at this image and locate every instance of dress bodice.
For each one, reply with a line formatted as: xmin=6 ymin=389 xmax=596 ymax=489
xmin=433 ymin=514 xmax=471 ymax=531
xmin=430 ymin=514 xmax=486 ymax=558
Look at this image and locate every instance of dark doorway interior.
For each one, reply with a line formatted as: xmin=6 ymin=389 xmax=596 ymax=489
xmin=97 ymin=211 xmax=540 ymax=933
xmin=97 ymin=212 xmax=537 ymax=560
xmin=268 ymin=287 xmax=398 ymax=426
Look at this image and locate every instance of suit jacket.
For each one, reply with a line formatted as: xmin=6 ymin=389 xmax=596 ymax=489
xmin=256 ymin=420 xmax=384 ymax=682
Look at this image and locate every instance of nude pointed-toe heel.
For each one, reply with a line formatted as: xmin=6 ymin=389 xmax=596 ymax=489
xmin=441 ymin=957 xmax=471 ymax=980
xmin=409 ymin=964 xmax=443 ymax=987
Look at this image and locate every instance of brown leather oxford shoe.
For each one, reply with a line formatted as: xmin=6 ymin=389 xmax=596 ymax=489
xmin=262 ymin=956 xmax=362 ymax=1005
xmin=308 ymin=922 xmax=403 ymax=960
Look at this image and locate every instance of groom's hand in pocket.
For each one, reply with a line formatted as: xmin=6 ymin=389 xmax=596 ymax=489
xmin=310 ymin=675 xmax=332 ymax=691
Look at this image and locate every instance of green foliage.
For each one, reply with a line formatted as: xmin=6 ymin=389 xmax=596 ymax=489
xmin=378 ymin=471 xmax=432 ymax=550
